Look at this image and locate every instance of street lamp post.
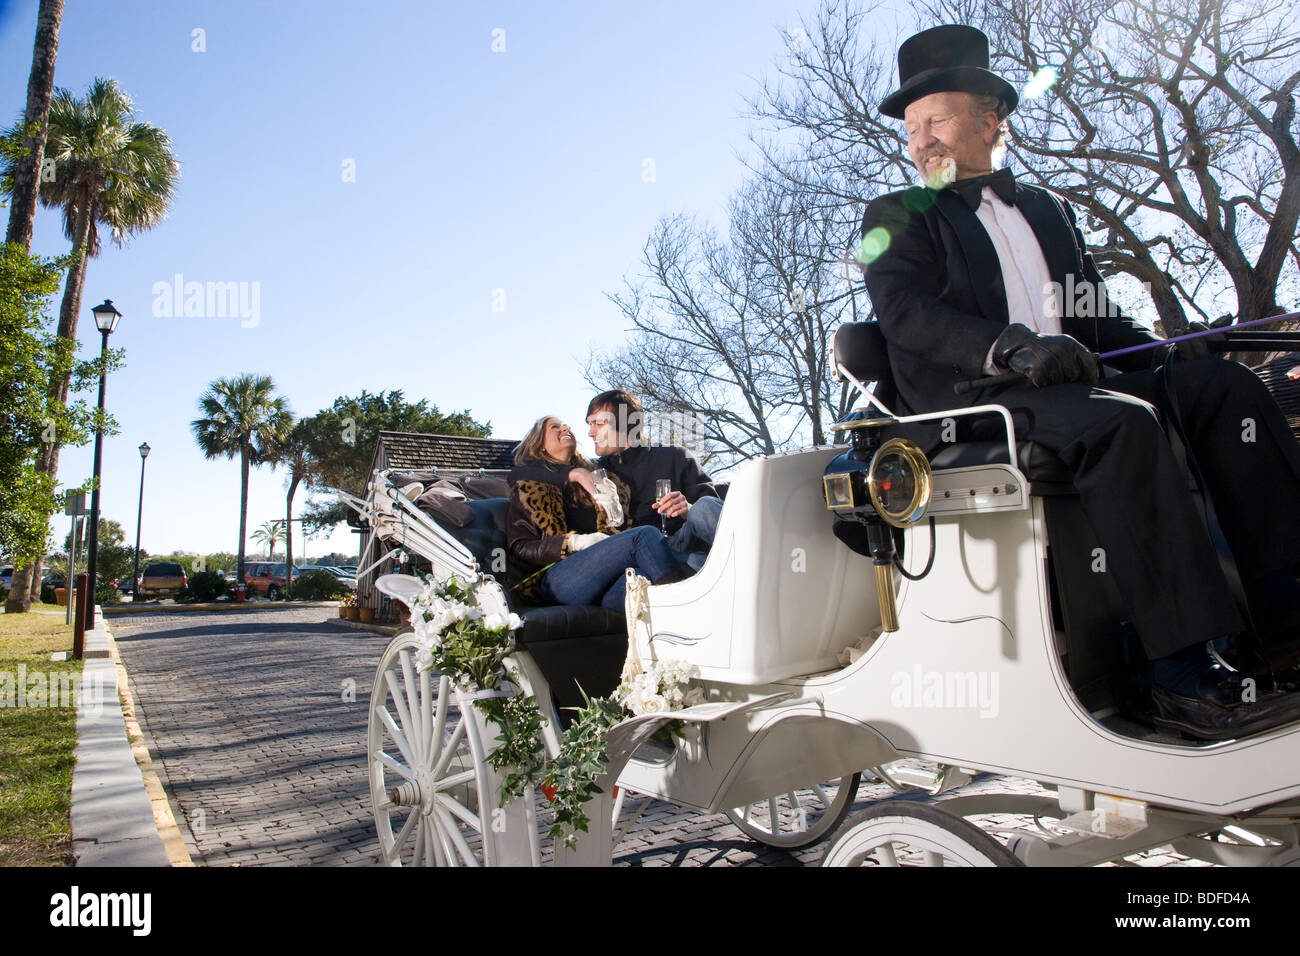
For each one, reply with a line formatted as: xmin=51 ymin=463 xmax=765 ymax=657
xmin=132 ymin=442 xmax=150 ymax=603
xmin=84 ymin=299 xmax=122 ymax=630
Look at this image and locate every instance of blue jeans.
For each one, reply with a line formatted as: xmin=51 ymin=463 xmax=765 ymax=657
xmin=667 ymin=496 xmax=723 ymax=572
xmin=541 ymin=526 xmax=680 ymax=610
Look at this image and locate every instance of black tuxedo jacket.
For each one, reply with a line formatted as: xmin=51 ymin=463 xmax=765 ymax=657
xmin=858 ymin=180 xmax=1161 ymax=416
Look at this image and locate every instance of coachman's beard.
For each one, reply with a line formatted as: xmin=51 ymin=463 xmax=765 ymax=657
xmin=918 ymin=153 xmax=958 ymax=190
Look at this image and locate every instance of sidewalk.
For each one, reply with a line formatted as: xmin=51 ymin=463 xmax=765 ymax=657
xmin=71 ymin=607 xmax=188 ymax=866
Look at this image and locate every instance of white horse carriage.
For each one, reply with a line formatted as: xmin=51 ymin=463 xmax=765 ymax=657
xmin=340 ymin=323 xmax=1300 ymax=867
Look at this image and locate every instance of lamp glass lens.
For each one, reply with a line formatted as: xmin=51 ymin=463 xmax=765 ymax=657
xmin=874 ymin=453 xmax=917 ymax=517
xmin=824 ymin=473 xmax=854 ymax=510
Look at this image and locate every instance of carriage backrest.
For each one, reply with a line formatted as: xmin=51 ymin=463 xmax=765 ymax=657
xmin=643 ymin=447 xmax=884 ymax=684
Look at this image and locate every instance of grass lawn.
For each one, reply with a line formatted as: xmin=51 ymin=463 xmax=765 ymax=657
xmin=0 ymin=605 xmax=80 ymax=866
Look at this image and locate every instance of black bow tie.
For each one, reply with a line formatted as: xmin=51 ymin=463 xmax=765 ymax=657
xmin=951 ymin=168 xmax=1017 ymax=210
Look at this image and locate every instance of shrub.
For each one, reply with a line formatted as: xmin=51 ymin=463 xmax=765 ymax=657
xmin=95 ymin=581 xmax=121 ymax=606
xmin=180 ymin=571 xmax=229 ymax=604
xmin=289 ymin=569 xmax=350 ymax=601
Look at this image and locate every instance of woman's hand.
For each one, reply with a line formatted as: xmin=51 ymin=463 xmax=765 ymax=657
xmin=569 ymin=467 xmax=597 ymax=496
xmin=566 ymin=532 xmax=607 ymax=554
xmin=591 ymin=478 xmax=624 ymax=527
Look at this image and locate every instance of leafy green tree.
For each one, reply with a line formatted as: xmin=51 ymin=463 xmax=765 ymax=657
xmin=296 ymin=390 xmax=490 ymax=527
xmin=191 ymin=375 xmax=292 ymax=584
xmin=1 ymin=76 xmax=177 ymax=607
xmin=0 ymin=245 xmax=99 ymax=610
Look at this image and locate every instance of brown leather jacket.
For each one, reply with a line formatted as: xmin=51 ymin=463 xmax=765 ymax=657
xmin=506 ymin=473 xmax=631 ymax=603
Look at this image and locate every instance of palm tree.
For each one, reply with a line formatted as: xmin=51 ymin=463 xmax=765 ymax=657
xmin=5 ymin=0 xmax=66 ymax=250
xmin=276 ymin=422 xmax=315 ymax=593
xmin=36 ymin=78 xmax=178 ymax=399
xmin=250 ymin=520 xmax=284 ymax=560
xmin=2 ymin=76 xmax=178 ymax=612
xmin=192 ymin=376 xmax=292 ymax=585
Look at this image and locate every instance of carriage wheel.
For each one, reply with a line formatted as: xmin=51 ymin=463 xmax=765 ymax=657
xmin=725 ymin=773 xmax=862 ymax=850
xmin=821 ymin=801 xmax=1023 ymax=867
xmin=368 ymin=631 xmax=494 ymax=866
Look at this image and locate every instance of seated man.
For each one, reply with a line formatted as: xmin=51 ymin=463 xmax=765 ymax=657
xmin=509 ymin=389 xmax=724 ymax=572
xmin=859 ymin=24 xmax=1300 ymax=740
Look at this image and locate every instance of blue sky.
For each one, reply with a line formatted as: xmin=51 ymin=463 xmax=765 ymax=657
xmin=1 ymin=0 xmax=919 ymax=560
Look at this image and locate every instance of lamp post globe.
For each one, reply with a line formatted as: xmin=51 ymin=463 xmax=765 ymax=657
xmin=84 ymin=300 xmax=122 ymax=629
xmin=132 ymin=442 xmax=150 ymax=603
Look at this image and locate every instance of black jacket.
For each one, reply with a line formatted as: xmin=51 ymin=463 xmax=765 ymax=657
xmin=858 ymin=180 xmax=1161 ymax=418
xmin=505 ymin=461 xmax=631 ymax=603
xmin=508 ymin=444 xmax=718 ymax=537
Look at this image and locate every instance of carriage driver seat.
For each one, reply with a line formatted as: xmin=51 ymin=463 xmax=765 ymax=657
xmin=831 ymin=322 xmax=1132 ymax=712
xmin=831 ymin=321 xmax=1074 ymax=484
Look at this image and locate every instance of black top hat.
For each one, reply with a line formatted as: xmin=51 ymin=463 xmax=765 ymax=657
xmin=880 ymin=25 xmax=1018 ymax=119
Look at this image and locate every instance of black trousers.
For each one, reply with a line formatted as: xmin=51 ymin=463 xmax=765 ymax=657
xmin=977 ymin=359 xmax=1300 ymax=659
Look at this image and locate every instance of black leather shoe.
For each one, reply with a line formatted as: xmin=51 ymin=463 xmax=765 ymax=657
xmin=1151 ymin=667 xmax=1300 ymax=741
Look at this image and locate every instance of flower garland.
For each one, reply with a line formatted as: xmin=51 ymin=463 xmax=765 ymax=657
xmin=409 ymin=575 xmax=543 ymax=803
xmin=407 ymin=573 xmax=700 ymax=850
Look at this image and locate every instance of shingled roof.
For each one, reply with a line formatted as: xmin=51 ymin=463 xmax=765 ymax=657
xmin=1256 ymin=357 xmax=1300 ymax=441
xmin=372 ymin=430 xmax=518 ymax=474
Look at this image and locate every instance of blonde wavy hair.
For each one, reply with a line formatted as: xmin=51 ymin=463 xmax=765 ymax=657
xmin=514 ymin=415 xmax=596 ymax=469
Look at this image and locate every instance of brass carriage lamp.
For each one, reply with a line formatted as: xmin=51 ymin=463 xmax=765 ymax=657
xmin=823 ymin=426 xmax=933 ymax=633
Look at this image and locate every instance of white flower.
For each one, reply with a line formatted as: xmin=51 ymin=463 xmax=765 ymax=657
xmin=636 ymin=693 xmax=668 ymax=715
xmin=505 ymin=613 xmax=523 ymax=631
xmin=413 ymin=637 xmax=436 ymax=673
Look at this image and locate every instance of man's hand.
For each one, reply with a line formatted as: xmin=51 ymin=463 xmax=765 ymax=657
xmin=653 ymin=490 xmax=690 ymax=520
xmin=1152 ymin=321 xmax=1224 ymax=365
xmin=569 ymin=467 xmax=597 ymax=497
xmin=992 ymin=324 xmax=1099 ymax=388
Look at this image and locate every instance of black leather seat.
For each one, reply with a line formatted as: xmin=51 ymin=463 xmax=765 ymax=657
xmin=929 ymin=440 xmax=1073 ymax=486
xmin=832 ymin=323 xmax=1074 ymax=486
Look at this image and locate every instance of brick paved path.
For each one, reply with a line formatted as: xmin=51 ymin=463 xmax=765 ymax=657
xmin=110 ymin=607 xmax=1202 ymax=867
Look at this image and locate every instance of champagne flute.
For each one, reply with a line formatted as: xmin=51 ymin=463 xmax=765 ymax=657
xmin=592 ymin=468 xmax=607 ymax=486
xmin=656 ymin=479 xmax=673 ymax=533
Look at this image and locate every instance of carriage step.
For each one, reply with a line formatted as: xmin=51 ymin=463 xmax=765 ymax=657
xmin=1055 ymin=793 xmax=1149 ymax=839
xmin=877 ymin=760 xmax=973 ymax=794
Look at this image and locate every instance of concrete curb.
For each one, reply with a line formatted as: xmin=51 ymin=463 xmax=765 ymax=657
xmin=71 ymin=608 xmax=177 ymax=866
xmin=103 ymin=600 xmax=339 ymax=617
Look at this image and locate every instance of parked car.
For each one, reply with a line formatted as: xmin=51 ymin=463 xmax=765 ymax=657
xmin=298 ymin=565 xmax=357 ymax=590
xmin=242 ymin=562 xmax=288 ymax=600
xmin=138 ymin=561 xmax=188 ymax=600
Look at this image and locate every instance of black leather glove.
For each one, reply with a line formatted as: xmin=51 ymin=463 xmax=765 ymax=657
xmin=992 ymin=324 xmax=1100 ymax=388
xmin=1152 ymin=321 xmax=1224 ymax=366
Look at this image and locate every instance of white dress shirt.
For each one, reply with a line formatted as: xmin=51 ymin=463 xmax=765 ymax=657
xmin=976 ymin=186 xmax=1062 ymax=372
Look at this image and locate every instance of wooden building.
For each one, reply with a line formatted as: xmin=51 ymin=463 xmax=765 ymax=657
xmin=354 ymin=431 xmax=518 ymax=619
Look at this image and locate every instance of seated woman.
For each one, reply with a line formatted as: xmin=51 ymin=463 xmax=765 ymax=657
xmin=507 ymin=416 xmax=684 ymax=610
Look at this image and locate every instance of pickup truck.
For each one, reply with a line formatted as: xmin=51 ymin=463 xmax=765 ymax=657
xmin=137 ymin=561 xmax=188 ymax=599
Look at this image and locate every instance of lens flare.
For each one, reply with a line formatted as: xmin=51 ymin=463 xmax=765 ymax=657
xmin=1023 ymin=67 xmax=1058 ymax=100
xmin=855 ymin=227 xmax=893 ymax=265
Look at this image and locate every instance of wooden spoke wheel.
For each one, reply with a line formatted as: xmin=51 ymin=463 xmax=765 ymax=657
xmin=821 ymin=801 xmax=1023 ymax=867
xmin=368 ymin=631 xmax=494 ymax=866
xmin=726 ymin=773 xmax=862 ymax=850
